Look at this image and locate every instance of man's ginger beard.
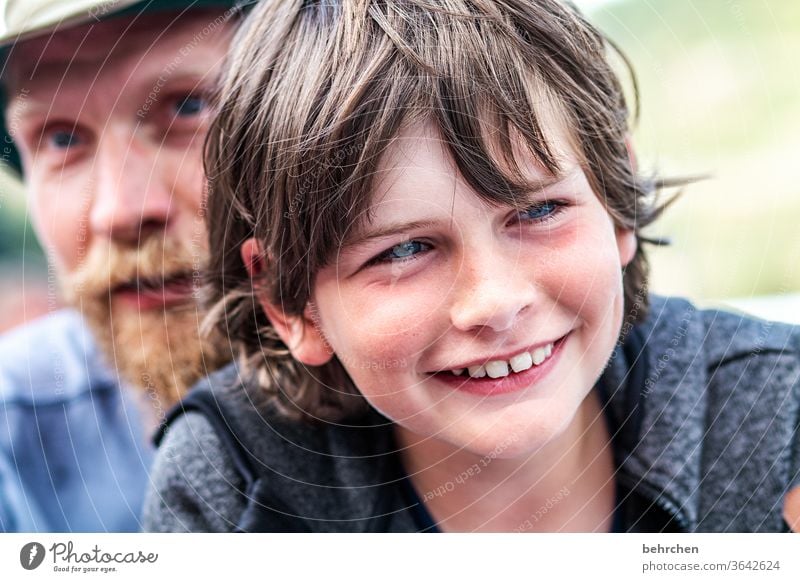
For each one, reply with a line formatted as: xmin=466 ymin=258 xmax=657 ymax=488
xmin=61 ymin=236 xmax=229 ymax=409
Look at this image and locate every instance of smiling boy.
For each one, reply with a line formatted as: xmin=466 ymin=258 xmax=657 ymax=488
xmin=145 ymin=0 xmax=800 ymax=532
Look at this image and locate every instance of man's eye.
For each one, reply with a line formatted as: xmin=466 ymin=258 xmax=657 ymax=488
xmin=45 ymin=129 xmax=81 ymax=149
xmin=372 ymin=240 xmax=431 ymax=264
xmin=173 ymin=94 xmax=208 ymax=118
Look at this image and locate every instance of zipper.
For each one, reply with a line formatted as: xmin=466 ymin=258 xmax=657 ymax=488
xmin=617 ymin=470 xmax=692 ymax=532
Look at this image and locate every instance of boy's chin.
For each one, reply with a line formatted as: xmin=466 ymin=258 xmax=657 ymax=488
xmin=446 ymin=401 xmax=589 ymax=460
xmin=461 ymin=426 xmax=569 ymax=461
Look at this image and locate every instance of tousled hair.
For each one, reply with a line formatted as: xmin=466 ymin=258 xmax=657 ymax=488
xmin=203 ymin=0 xmax=681 ymax=422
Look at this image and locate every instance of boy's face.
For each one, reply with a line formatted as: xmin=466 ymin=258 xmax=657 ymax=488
xmin=294 ymin=119 xmax=635 ymax=458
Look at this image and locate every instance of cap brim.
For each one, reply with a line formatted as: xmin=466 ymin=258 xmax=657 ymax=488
xmin=0 ymin=0 xmax=242 ymax=174
xmin=0 ymin=0 xmax=240 ymax=47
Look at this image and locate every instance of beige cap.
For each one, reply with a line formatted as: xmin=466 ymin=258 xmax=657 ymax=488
xmin=0 ymin=0 xmax=238 ymax=46
xmin=0 ymin=0 xmax=239 ymax=173
xmin=0 ymin=0 xmax=142 ymax=45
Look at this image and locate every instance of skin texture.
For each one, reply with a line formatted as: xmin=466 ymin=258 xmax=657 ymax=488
xmin=253 ymin=118 xmax=637 ymax=530
xmin=784 ymin=487 xmax=800 ymax=531
xmin=4 ymin=10 xmax=233 ymax=409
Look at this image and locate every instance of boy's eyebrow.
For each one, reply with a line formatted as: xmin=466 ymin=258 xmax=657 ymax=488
xmin=528 ymin=175 xmax=562 ymax=191
xmin=344 ymin=219 xmax=441 ymax=249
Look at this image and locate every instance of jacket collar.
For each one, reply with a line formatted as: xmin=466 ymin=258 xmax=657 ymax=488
xmin=600 ymin=295 xmax=709 ymax=531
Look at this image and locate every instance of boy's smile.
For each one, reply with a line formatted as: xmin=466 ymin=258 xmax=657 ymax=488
xmin=426 ymin=332 xmax=569 ymax=396
xmin=278 ymin=117 xmax=636 ymax=459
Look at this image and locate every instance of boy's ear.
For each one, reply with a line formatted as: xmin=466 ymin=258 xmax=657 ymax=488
xmin=625 ymin=134 xmax=638 ymax=174
xmin=241 ymin=237 xmax=267 ymax=279
xmin=261 ymin=302 xmax=334 ymax=367
xmin=616 ymin=227 xmax=637 ymax=268
xmin=617 ymin=135 xmax=639 ymax=268
xmin=241 ymin=238 xmax=334 ymax=367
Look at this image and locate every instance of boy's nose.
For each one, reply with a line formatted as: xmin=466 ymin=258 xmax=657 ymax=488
xmin=88 ymin=131 xmax=173 ymax=246
xmin=448 ymin=244 xmax=538 ymax=333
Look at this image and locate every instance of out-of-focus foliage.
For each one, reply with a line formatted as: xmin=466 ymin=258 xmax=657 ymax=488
xmin=588 ymin=0 xmax=800 ymax=300
xmin=0 ymin=168 xmax=42 ymax=263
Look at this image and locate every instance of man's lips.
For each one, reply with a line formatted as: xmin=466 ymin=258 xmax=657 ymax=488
xmin=111 ymin=273 xmax=196 ymax=310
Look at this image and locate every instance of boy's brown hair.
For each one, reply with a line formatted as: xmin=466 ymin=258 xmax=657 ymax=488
xmin=203 ymin=0 xmax=675 ymax=421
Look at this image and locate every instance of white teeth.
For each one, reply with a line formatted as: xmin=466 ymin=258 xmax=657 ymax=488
xmin=453 ymin=341 xmax=555 ymax=380
xmin=485 ymin=360 xmax=510 ymax=379
xmin=509 ymin=351 xmax=533 ymax=373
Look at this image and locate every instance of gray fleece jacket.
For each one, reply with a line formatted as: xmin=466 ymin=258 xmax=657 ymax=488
xmin=142 ymin=295 xmax=800 ymax=532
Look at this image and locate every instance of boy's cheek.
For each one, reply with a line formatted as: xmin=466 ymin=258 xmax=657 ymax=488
xmin=318 ymin=301 xmax=426 ymax=380
xmin=350 ymin=268 xmax=453 ymax=321
xmin=341 ymin=319 xmax=427 ymax=379
xmin=337 ymin=355 xmax=426 ymax=425
xmin=321 ymin=279 xmax=448 ymax=347
xmin=537 ymin=234 xmax=624 ymax=296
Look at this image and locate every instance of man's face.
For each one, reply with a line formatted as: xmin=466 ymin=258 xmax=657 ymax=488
xmin=4 ymin=10 xmax=233 ymax=408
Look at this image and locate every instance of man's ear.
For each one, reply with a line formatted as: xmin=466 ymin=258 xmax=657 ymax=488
xmin=241 ymin=238 xmax=333 ymax=367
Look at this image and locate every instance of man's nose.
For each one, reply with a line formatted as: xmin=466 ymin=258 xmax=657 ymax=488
xmin=448 ymin=241 xmax=538 ymax=333
xmin=88 ymin=131 xmax=172 ymax=246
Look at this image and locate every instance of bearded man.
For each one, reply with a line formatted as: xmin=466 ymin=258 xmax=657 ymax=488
xmin=0 ymin=0 xmax=239 ymax=531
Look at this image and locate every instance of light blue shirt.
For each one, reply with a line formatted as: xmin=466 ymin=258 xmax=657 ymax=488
xmin=0 ymin=310 xmax=153 ymax=532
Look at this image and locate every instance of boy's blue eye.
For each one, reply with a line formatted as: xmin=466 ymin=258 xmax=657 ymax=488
xmin=373 ymin=240 xmax=430 ymax=264
xmin=518 ymin=200 xmax=562 ymax=222
xmin=387 ymin=240 xmax=426 ymax=259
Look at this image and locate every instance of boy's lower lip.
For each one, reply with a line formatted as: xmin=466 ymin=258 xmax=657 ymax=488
xmin=427 ymin=333 xmax=569 ymax=396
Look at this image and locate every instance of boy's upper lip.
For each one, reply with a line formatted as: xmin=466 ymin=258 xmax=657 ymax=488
xmin=426 ymin=332 xmax=569 ymax=373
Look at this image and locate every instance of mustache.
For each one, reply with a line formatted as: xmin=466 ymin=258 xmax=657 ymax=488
xmin=62 ymin=236 xmax=202 ymax=301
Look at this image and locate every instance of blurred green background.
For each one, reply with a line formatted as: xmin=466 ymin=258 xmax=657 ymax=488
xmin=578 ymin=0 xmax=800 ymax=311
xmin=1 ymin=0 xmax=798 ymax=329
xmin=0 ymin=163 xmax=47 ymax=331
